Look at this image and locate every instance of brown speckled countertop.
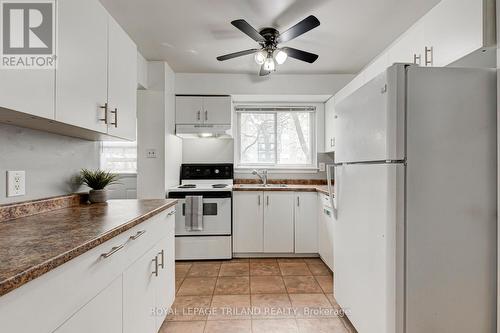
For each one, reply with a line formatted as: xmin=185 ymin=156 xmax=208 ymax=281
xmin=0 ymin=199 xmax=177 ymax=297
xmin=232 ymin=184 xmax=330 ymax=195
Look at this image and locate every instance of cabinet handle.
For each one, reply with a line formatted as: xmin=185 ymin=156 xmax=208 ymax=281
xmin=197 ymin=110 xmax=201 ymax=121
xmin=99 ymin=103 xmax=108 ymax=124
xmin=266 ymin=196 xmax=269 ymax=206
xmin=130 ymin=230 xmax=146 ymax=240
xmin=205 ymin=110 xmax=208 ymax=121
xmin=258 ymin=195 xmax=261 ymax=206
xmin=413 ymin=54 xmax=421 ymax=65
xmin=167 ymin=210 xmax=177 ymax=217
xmin=425 ymin=46 xmax=433 ymax=66
xmin=101 ymin=244 xmax=124 ymax=258
xmin=297 ymin=196 xmax=300 ymax=207
xmin=110 ymin=108 xmax=118 ymax=127
xmin=152 ymin=255 xmax=159 ymax=277
xmin=158 ymin=249 xmax=165 ymax=269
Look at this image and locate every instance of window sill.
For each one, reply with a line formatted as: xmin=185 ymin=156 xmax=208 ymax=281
xmin=235 ymin=167 xmax=319 ymax=174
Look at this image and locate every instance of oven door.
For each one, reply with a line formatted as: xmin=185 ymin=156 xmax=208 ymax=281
xmin=168 ymin=191 xmax=232 ymax=236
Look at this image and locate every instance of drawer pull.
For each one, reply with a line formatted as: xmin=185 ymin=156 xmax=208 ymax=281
xmin=158 ymin=249 xmax=165 ymax=269
xmin=101 ymin=244 xmax=124 ymax=258
xmin=152 ymin=256 xmax=159 ymax=277
xmin=130 ymin=230 xmax=146 ymax=240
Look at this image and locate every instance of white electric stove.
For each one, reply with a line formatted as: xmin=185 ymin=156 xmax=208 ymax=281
xmin=167 ymin=164 xmax=233 ymax=260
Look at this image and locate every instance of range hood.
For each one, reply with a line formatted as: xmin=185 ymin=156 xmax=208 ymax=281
xmin=175 ymin=124 xmax=232 ymax=139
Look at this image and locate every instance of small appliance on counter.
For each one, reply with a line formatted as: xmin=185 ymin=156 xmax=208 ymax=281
xmin=167 ymin=164 xmax=233 ymax=260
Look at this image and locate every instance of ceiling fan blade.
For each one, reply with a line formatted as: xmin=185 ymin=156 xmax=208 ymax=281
xmin=217 ymin=48 xmax=259 ymax=61
xmin=259 ymin=65 xmax=271 ymax=76
xmin=282 ymin=47 xmax=319 ymax=64
xmin=277 ymin=15 xmax=320 ymax=43
xmin=231 ymin=19 xmax=266 ymax=43
xmin=282 ymin=47 xmax=319 ymax=63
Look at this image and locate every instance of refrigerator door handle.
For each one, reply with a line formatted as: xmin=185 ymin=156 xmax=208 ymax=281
xmin=326 ymin=164 xmax=337 ymax=211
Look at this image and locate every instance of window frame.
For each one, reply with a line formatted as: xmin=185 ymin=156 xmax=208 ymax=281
xmin=234 ymin=103 xmax=318 ymax=171
xmin=99 ymin=141 xmax=138 ymax=175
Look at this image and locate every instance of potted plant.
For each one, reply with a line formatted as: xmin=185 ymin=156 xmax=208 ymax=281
xmin=79 ymin=169 xmax=119 ymax=203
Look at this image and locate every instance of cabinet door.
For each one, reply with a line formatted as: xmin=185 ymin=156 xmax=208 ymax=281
xmin=318 ymin=205 xmax=334 ymax=271
xmin=422 ymin=0 xmax=486 ymax=67
xmin=324 ymin=97 xmax=335 ymax=152
xmin=233 ymin=191 xmax=264 ymax=253
xmin=107 ymin=16 xmax=137 ymax=140
xmin=175 ymin=96 xmax=203 ymax=124
xmin=0 ymin=70 xmax=54 ymax=119
xmin=388 ymin=21 xmax=425 ymax=67
xmin=264 ymin=192 xmax=294 ymax=253
xmin=155 ymin=220 xmax=176 ymax=330
xmin=54 ymin=277 xmax=122 ymax=333
xmin=123 ymin=246 xmax=158 ymax=333
xmin=203 ymin=96 xmax=231 ymax=124
xmin=56 ymin=0 xmax=108 ymax=132
xmin=294 ymin=192 xmax=318 ymax=253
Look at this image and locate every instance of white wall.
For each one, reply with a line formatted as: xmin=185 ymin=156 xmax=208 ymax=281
xmin=0 ymin=124 xmax=99 ymax=204
xmin=137 ymin=61 xmax=182 ymax=198
xmin=175 ymin=73 xmax=354 ymax=95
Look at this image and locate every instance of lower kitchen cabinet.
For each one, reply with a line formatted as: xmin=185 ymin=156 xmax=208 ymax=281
xmin=263 ymin=192 xmax=295 ymax=253
xmin=123 ymin=246 xmax=158 ymax=333
xmin=294 ymin=192 xmax=318 ymax=253
xmin=233 ymin=191 xmax=314 ymax=254
xmin=0 ymin=208 xmax=176 ymax=333
xmin=54 ymin=277 xmax=123 ymax=333
xmin=233 ymin=191 xmax=264 ymax=252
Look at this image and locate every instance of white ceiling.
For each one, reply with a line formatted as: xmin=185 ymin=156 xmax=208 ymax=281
xmin=100 ymin=0 xmax=440 ymax=75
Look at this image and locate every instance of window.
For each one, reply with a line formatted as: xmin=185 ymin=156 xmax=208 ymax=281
xmin=100 ymin=141 xmax=137 ymax=174
xmin=236 ymin=106 xmax=316 ymax=169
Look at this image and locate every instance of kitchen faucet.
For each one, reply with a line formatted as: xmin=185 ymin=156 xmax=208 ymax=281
xmin=252 ymin=169 xmax=268 ymax=186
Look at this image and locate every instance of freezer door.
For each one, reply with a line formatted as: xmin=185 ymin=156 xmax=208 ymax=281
xmin=334 ymin=163 xmax=404 ymax=333
xmin=335 ymin=64 xmax=406 ymax=163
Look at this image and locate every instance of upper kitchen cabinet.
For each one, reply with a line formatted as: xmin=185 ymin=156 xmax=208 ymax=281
xmin=388 ymin=21 xmax=426 ymax=66
xmin=335 ymin=0 xmax=495 ymax=105
xmin=56 ymin=0 xmax=109 ymax=134
xmin=421 ymin=0 xmax=495 ymax=67
xmin=324 ymin=96 xmax=336 ymax=153
xmin=176 ymin=96 xmax=232 ymax=125
xmin=0 ymin=69 xmax=55 ymax=120
xmin=107 ymin=16 xmax=138 ymax=141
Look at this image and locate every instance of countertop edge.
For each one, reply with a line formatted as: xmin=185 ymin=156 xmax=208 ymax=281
xmin=0 ymin=200 xmax=177 ymax=297
xmin=232 ymin=185 xmax=330 ymax=195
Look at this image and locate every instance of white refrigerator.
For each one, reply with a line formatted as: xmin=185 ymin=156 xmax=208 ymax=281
xmin=330 ymin=64 xmax=497 ymax=333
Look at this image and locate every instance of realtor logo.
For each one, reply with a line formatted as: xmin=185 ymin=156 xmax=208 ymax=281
xmin=1 ymin=0 xmax=56 ymax=69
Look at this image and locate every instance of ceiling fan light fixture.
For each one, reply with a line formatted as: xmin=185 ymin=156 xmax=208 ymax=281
xmin=254 ymin=50 xmax=266 ymax=65
xmin=263 ymin=56 xmax=275 ymax=71
xmin=274 ymin=49 xmax=288 ymax=65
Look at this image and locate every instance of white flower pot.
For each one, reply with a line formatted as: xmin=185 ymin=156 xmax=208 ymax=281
xmin=89 ymin=189 xmax=108 ymax=203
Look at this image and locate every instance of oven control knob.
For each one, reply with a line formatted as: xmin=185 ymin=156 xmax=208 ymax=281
xmin=215 ymin=169 xmax=220 ymax=174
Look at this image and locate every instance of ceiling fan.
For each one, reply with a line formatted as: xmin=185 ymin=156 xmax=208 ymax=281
xmin=216 ymin=15 xmax=320 ymax=76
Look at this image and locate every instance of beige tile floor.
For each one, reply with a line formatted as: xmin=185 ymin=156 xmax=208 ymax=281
xmin=160 ymin=258 xmax=356 ymax=333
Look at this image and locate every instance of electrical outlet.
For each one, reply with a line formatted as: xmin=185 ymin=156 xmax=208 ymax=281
xmin=146 ymin=149 xmax=157 ymax=158
xmin=7 ymin=170 xmax=25 ymax=197
xmin=319 ymin=163 xmax=326 ymax=172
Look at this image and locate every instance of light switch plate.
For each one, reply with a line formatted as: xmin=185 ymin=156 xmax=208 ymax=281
xmin=319 ymin=163 xmax=326 ymax=172
xmin=7 ymin=170 xmax=25 ymax=197
xmin=146 ymin=149 xmax=157 ymax=158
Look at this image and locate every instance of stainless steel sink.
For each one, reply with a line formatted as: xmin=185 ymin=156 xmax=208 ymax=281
xmin=238 ymin=184 xmax=288 ymax=188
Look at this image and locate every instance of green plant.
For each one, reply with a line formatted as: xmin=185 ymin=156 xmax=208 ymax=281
xmin=79 ymin=169 xmax=119 ymax=190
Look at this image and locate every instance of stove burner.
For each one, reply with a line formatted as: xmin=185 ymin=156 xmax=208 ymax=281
xmin=212 ymin=184 xmax=228 ymax=188
xmin=178 ymin=184 xmax=196 ymax=189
